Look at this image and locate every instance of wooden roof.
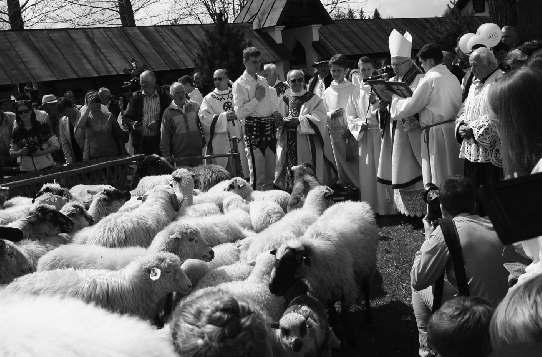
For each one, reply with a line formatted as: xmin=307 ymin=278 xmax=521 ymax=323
xmin=0 ymin=23 xmax=282 ymax=86
xmin=317 ymin=17 xmax=489 ymax=57
xmin=234 ymin=0 xmax=332 ymax=29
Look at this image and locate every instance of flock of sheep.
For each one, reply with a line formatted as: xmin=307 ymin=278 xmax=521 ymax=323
xmin=0 ymin=157 xmax=379 ymax=357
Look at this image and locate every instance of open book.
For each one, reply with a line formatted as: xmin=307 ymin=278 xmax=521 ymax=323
xmin=365 ymin=79 xmax=413 ymax=103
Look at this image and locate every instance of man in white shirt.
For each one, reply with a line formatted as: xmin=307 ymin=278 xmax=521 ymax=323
xmin=322 ymin=54 xmax=358 ymax=189
xmin=392 ymin=43 xmax=463 ymax=188
xmin=199 ymin=69 xmax=248 ymax=176
xmin=233 ymin=47 xmax=282 ymax=190
xmin=179 ymin=75 xmax=204 ymax=105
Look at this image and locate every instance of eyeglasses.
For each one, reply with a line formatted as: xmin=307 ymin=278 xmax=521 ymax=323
xmin=289 ymin=77 xmax=304 ymax=83
xmin=17 ymin=109 xmax=31 ymax=115
xmin=213 ymin=77 xmax=224 ymax=81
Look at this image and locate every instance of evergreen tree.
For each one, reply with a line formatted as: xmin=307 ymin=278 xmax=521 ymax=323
xmin=346 ymin=7 xmax=356 ymax=19
xmin=373 ymin=8 xmax=381 ymax=19
xmin=359 ymin=7 xmax=365 ymax=19
xmin=195 ymin=12 xmax=249 ymax=94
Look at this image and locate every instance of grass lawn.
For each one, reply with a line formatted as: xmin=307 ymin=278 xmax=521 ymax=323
xmin=335 ymin=215 xmax=425 ymax=357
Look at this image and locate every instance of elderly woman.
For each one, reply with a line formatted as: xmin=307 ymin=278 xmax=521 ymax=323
xmin=160 ymin=82 xmax=205 ymax=167
xmin=9 ymin=100 xmax=59 ymax=172
xmin=74 ymin=92 xmax=127 ymax=161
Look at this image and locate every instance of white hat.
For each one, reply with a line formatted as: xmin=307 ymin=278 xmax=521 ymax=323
xmin=41 ymin=94 xmax=58 ymax=105
xmin=389 ymin=29 xmax=412 ymax=58
xmin=466 ymin=34 xmax=488 ymax=53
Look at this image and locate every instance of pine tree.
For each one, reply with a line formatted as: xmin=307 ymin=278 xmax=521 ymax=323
xmin=346 ymin=7 xmax=356 ymax=19
xmin=195 ymin=12 xmax=249 ymax=94
xmin=373 ymin=8 xmax=381 ymax=19
xmin=359 ymin=7 xmax=365 ymax=19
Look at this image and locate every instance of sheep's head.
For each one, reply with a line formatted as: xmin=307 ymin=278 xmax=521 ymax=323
xmin=146 ymin=185 xmax=181 ymax=212
xmin=171 ymin=169 xmax=195 ymax=190
xmin=222 ymin=194 xmax=249 ymax=213
xmin=34 ymin=183 xmax=72 ymax=202
xmin=227 ymin=177 xmax=252 ymax=199
xmin=60 ymin=202 xmax=94 ymax=231
xmin=161 ymin=223 xmax=214 ymax=262
xmin=269 ymin=241 xmax=311 ymax=296
xmin=98 ymin=187 xmax=131 ymax=210
xmin=137 ymin=154 xmax=174 ymax=178
xmin=20 ymin=204 xmax=74 ymax=236
xmin=303 ymin=186 xmax=334 ymax=213
xmin=289 ymin=163 xmax=316 ymax=180
xmin=0 ymin=239 xmax=34 ymax=284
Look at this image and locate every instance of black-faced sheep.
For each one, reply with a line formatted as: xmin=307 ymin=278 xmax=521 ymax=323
xmin=240 ymin=186 xmax=335 ymax=263
xmin=87 ymin=187 xmax=131 ymax=222
xmin=227 ymin=177 xmax=290 ymax=212
xmin=269 ymin=201 xmax=378 ymax=314
xmin=187 ymin=164 xmax=231 ymax=191
xmin=60 ymin=201 xmax=94 ymax=232
xmin=38 ymin=222 xmax=214 ymax=271
xmin=287 ymin=163 xmax=320 ymax=212
xmin=4 ymin=252 xmax=192 ymax=323
xmin=6 ymin=204 xmax=74 ymax=239
xmin=74 ymin=185 xmax=180 ymax=248
xmin=0 ymin=239 xmax=33 ymax=285
xmin=0 ymin=294 xmax=178 ymax=357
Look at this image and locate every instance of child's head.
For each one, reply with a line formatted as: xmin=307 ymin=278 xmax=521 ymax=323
xmin=328 ymin=54 xmax=349 ymax=82
xmin=170 ymin=287 xmax=273 ymax=357
xmin=428 ymin=296 xmax=493 ymax=357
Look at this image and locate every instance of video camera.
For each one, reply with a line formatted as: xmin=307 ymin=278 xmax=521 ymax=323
xmin=367 ymin=65 xmax=395 ymax=81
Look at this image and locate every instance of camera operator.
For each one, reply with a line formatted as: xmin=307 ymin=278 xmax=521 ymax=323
xmin=9 ymin=100 xmax=59 ymax=172
xmin=410 ymin=176 xmax=508 ymax=357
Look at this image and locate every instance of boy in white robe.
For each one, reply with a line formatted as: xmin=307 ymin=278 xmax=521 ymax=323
xmin=233 ymin=47 xmax=282 ymax=190
xmin=275 ymin=70 xmax=337 ymax=190
xmin=199 ymin=69 xmax=248 ymax=177
xmin=346 ymin=57 xmax=395 ymax=215
xmin=392 ymin=43 xmax=463 ymax=188
xmin=323 ymin=54 xmax=359 ymax=189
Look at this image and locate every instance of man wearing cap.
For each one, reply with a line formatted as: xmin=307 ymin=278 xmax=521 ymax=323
xmin=378 ymin=29 xmax=425 ymax=217
xmin=199 ymin=69 xmax=248 ymax=175
xmin=233 ymin=46 xmax=282 ymax=190
xmin=41 ymin=94 xmax=60 ymax=135
xmin=307 ymin=60 xmax=332 ymax=99
xmin=391 ymin=42 xmax=463 ymax=188
xmin=275 ymin=69 xmax=337 ymax=190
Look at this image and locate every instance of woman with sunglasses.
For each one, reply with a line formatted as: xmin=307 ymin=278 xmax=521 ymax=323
xmin=9 ymin=100 xmax=59 ymax=172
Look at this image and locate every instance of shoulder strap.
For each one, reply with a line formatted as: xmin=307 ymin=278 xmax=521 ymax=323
xmin=432 ymin=218 xmax=470 ymax=312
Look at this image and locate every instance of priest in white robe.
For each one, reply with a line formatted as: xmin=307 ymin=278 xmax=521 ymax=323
xmin=392 ymin=43 xmax=463 ymax=188
xmin=378 ymin=30 xmax=425 ymax=217
xmin=323 ymin=54 xmax=359 ymax=189
xmin=199 ymin=69 xmax=248 ymax=177
xmin=346 ymin=56 xmax=395 ymax=215
xmin=275 ymin=70 xmax=337 ymax=190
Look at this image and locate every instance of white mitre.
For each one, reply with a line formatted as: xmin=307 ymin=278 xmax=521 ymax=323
xmin=389 ymin=29 xmax=412 ymax=58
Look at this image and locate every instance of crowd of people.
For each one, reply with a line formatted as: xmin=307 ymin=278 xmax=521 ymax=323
xmin=1 ymin=22 xmax=542 ymax=357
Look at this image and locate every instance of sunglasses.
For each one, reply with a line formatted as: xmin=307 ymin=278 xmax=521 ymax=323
xmin=289 ymin=77 xmax=304 ymax=83
xmin=17 ymin=109 xmax=31 ymax=115
xmin=213 ymin=77 xmax=224 ymax=81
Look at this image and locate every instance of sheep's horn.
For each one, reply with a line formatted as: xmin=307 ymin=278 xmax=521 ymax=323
xmin=0 ymin=226 xmax=24 ymax=242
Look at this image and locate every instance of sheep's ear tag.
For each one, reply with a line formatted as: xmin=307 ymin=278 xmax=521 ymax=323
xmin=150 ymin=267 xmax=161 ymax=281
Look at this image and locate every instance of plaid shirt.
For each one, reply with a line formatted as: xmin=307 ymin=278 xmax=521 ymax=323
xmin=142 ymin=90 xmax=161 ymax=136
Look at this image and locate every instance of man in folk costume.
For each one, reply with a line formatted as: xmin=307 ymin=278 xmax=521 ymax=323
xmin=346 ymin=56 xmax=395 ymax=215
xmin=392 ymin=43 xmax=463 ymax=188
xmin=263 ymin=63 xmax=290 ymax=116
xmin=378 ymin=29 xmax=425 ymax=217
xmin=275 ymin=70 xmax=337 ymax=190
xmin=233 ymin=47 xmax=282 ymax=190
xmin=307 ymin=60 xmax=332 ymax=99
xmin=199 ymin=69 xmax=249 ymax=177
xmin=323 ymin=54 xmax=359 ymax=189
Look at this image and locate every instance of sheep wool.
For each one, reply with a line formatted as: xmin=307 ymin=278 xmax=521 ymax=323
xmin=175 ymin=214 xmax=246 ymax=247
xmin=69 ymin=184 xmax=115 ymax=208
xmin=7 ymin=204 xmax=74 ymax=239
xmin=227 ymin=177 xmax=290 ymax=212
xmin=0 ymin=239 xmax=33 ymax=285
xmin=249 ymin=200 xmax=285 ymax=233
xmin=195 ymin=261 xmax=253 ymax=291
xmin=5 ymin=252 xmax=192 ymax=322
xmin=181 ymin=259 xmax=210 ymax=286
xmin=188 ymin=164 xmax=231 ymax=191
xmin=208 ymin=242 xmax=241 ymax=270
xmin=74 ymin=185 xmax=180 ymax=248
xmin=60 ymin=201 xmax=93 ymax=232
xmin=0 ymin=294 xmax=178 ymax=357
xmin=287 ymin=163 xmax=320 ymax=212
xmin=87 ymin=188 xmax=131 ymax=222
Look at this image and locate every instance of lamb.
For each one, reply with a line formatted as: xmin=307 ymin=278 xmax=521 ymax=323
xmin=60 ymin=202 xmax=94 ymax=232
xmin=249 ymin=200 xmax=285 ymax=233
xmin=4 ymin=252 xmax=192 ymax=323
xmin=87 ymin=187 xmax=131 ymax=222
xmin=227 ymin=177 xmax=291 ymax=211
xmin=6 ymin=204 xmax=74 ymax=239
xmin=273 ymin=294 xmax=340 ymax=357
xmin=69 ymin=184 xmax=115 ymax=207
xmin=0 ymin=294 xmax=178 ymax=357
xmin=223 ymin=194 xmax=250 ymax=213
xmin=0 ymin=239 xmax=34 ymax=284
xmin=174 ymin=214 xmax=247 ymax=247
xmin=188 ymin=164 xmax=231 ymax=191
xmin=38 ymin=222 xmax=214 ymax=271
xmin=287 ymin=163 xmax=320 ymax=212
xmin=241 ymin=186 xmax=335 ymax=263
xmin=132 ymin=169 xmax=193 ymax=207
xmin=269 ymin=200 xmax=379 ymax=313
xmin=74 ymin=185 xmax=180 ymax=248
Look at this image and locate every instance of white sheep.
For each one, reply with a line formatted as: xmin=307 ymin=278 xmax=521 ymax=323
xmin=195 ymin=261 xmax=253 ymax=291
xmin=287 ymin=163 xmax=320 ymax=212
xmin=74 ymin=185 xmax=180 ymax=248
xmin=188 ymin=164 xmax=231 ymax=191
xmin=206 ymin=178 xmax=232 ymax=193
xmin=0 ymin=239 xmax=34 ymax=285
xmin=241 ymin=186 xmax=335 ymax=263
xmin=174 ymin=213 xmax=247 ymax=247
xmin=87 ymin=187 xmax=132 ymax=222
xmin=192 ymin=189 xmax=240 ymax=211
xmin=4 ymin=252 xmax=192 ymax=323
xmin=269 ymin=200 xmax=378 ymax=312
xmin=223 ymin=194 xmax=250 ymax=213
xmin=132 ymin=169 xmax=194 ymax=208
xmin=0 ymin=294 xmax=178 ymax=357
xmin=12 ymin=234 xmax=72 ymax=269
xmin=208 ymin=242 xmax=241 ymax=269
xmin=182 ymin=202 xmax=221 ymax=217
xmin=2 ymin=196 xmax=32 ymax=208
xmin=249 ymin=200 xmax=285 ymax=233
xmin=227 ymin=177 xmax=291 ymax=211
xmin=181 ymin=259 xmax=210 ymax=286
xmin=69 ymin=184 xmax=115 ymax=207
xmin=6 ymin=204 xmax=74 ymax=239
xmin=38 ymin=222 xmax=214 ymax=271
xmin=0 ymin=189 xmax=70 ymax=226
xmin=60 ymin=201 xmax=94 ymax=232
